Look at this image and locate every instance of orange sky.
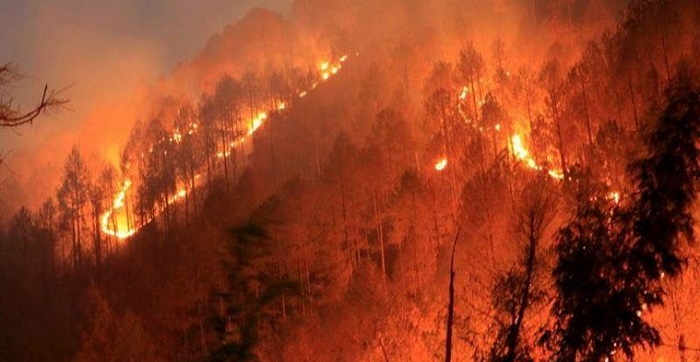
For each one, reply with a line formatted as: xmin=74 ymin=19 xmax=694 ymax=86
xmin=0 ymin=0 xmax=291 ymax=210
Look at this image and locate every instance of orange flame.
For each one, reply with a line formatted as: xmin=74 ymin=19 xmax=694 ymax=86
xmin=510 ymin=134 xmax=564 ymax=180
xmin=100 ymin=179 xmax=136 ymax=239
xmin=435 ymin=157 xmax=448 ymax=171
xmin=100 ymin=55 xmax=350 ymax=240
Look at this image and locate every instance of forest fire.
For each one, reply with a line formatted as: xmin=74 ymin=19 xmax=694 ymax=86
xmin=4 ymin=1 xmax=699 ymax=361
xmin=510 ymin=134 xmax=564 ymax=180
xmin=99 ymin=179 xmax=136 ymax=239
xmin=99 ymin=54 xmax=349 ymax=239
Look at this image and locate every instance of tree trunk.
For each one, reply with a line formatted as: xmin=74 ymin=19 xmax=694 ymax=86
xmin=504 ymin=224 xmax=537 ymax=362
xmin=220 ymin=129 xmax=230 ymax=192
xmin=580 ymin=72 xmax=593 ymax=146
xmin=445 ymin=229 xmax=461 ymax=362
xmin=553 ymin=101 xmax=567 ymax=174
xmin=628 ymin=76 xmax=640 ymax=130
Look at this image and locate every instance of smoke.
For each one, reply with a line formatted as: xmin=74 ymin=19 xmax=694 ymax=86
xmin=0 ymin=0 xmax=292 ymax=213
xmin=0 ymin=0 xmax=625 ymax=215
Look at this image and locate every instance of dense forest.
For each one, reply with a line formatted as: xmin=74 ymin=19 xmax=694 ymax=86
xmin=2 ymin=0 xmax=700 ymax=361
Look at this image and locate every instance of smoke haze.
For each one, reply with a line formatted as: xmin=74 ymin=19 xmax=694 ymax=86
xmin=0 ymin=0 xmax=292 ymax=212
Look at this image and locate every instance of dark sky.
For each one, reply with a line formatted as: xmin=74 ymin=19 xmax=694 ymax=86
xmin=0 ymin=0 xmax=291 ymax=153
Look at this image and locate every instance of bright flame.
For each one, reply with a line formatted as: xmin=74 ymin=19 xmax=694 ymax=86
xmin=100 ymin=54 xmax=350 ymax=240
xmin=511 ymin=134 xmax=564 ymax=180
xmin=607 ymin=191 xmax=621 ymax=204
xmin=435 ymin=157 xmax=448 ymax=171
xmin=459 ymin=86 xmax=469 ymax=100
xmin=100 ymin=179 xmax=136 ymax=239
xmin=247 ymin=112 xmax=268 ymax=137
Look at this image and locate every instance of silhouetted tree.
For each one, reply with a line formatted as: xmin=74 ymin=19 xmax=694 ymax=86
xmin=0 ymin=62 xmax=66 ymax=128
xmin=75 ymin=285 xmax=159 ymax=362
xmin=548 ymin=73 xmax=700 ymax=360
xmin=458 ymin=43 xmax=485 ymax=119
xmin=629 ymin=66 xmax=700 ymax=283
xmin=548 ymin=181 xmax=657 ymax=361
xmin=57 ymin=146 xmax=90 ymax=269
xmin=207 ymin=223 xmax=297 ymax=361
xmin=489 ymin=178 xmax=556 ymax=362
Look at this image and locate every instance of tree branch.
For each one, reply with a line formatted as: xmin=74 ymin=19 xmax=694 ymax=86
xmin=0 ymin=62 xmax=69 ymax=128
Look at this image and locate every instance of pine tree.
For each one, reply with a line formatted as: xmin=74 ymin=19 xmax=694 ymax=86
xmin=548 ymin=67 xmax=700 ymax=361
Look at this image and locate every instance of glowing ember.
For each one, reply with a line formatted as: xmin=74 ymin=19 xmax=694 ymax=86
xmin=435 ymin=157 xmax=448 ymax=171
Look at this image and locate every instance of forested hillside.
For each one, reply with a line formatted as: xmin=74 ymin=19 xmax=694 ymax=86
xmin=2 ymin=0 xmax=700 ymax=361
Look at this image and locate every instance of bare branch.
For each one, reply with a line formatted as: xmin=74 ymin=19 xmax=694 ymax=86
xmin=0 ymin=62 xmax=69 ymax=128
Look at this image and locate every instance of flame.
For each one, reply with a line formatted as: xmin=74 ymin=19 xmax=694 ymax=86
xmin=319 ymin=57 xmax=346 ymax=82
xmin=100 ymin=55 xmax=349 ymax=240
xmin=435 ymin=157 xmax=448 ymax=171
xmin=511 ymin=135 xmax=623 ymax=203
xmin=607 ymin=191 xmax=621 ymax=204
xmin=510 ymin=134 xmax=564 ymax=180
xmin=100 ymin=179 xmax=136 ymax=239
xmin=459 ymin=86 xmax=469 ymax=100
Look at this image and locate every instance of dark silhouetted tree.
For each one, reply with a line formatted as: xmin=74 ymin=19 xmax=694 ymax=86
xmin=207 ymin=223 xmax=297 ymax=361
xmin=57 ymin=146 xmax=90 ymax=269
xmin=549 ymin=73 xmax=700 ymax=359
xmin=489 ymin=178 xmax=556 ymax=362
xmin=0 ymin=62 xmax=66 ymax=128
